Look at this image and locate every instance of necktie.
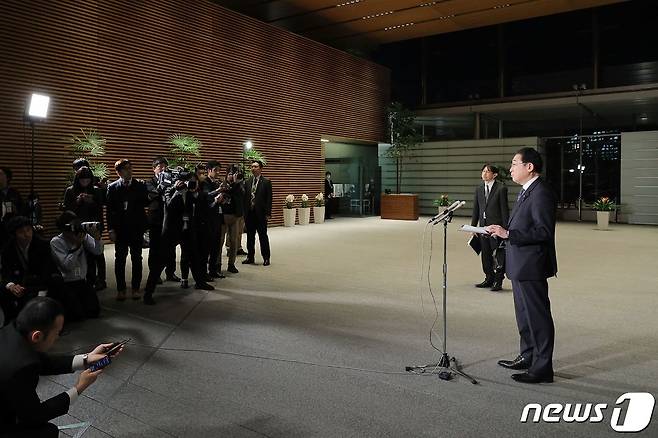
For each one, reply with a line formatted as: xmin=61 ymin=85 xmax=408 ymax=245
xmin=517 ymin=188 xmax=526 ymax=202
xmin=251 ymin=178 xmax=258 ymax=209
xmin=485 ymin=184 xmax=490 ymax=201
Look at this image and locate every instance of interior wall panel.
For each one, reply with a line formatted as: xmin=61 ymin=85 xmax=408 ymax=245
xmin=0 ymin=0 xmax=389 ymax=236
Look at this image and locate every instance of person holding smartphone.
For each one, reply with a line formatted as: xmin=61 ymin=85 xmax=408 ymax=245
xmin=0 ymin=297 xmax=122 ymax=437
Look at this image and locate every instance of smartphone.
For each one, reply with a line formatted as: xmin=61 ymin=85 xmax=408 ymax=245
xmin=89 ymin=356 xmax=111 ymax=372
xmin=106 ymin=338 xmax=130 ymax=356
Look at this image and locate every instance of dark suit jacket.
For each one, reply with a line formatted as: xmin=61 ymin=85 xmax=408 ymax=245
xmin=244 ymin=176 xmax=272 ymax=218
xmin=105 ymin=178 xmax=148 ymax=235
xmin=63 ymin=185 xmax=105 ymax=229
xmin=1 ymin=236 xmax=56 ymax=293
xmin=471 ymin=180 xmax=509 ymax=227
xmin=0 ymin=323 xmax=73 ymax=428
xmin=324 ymin=179 xmax=334 ymax=197
xmin=505 ymin=178 xmax=558 ymax=281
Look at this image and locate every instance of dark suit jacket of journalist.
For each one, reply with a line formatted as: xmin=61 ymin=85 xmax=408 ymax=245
xmin=505 ymin=178 xmax=558 ymax=281
xmin=0 ymin=323 xmax=74 ymax=428
xmin=471 ymin=180 xmax=509 ymax=227
xmin=244 ymin=176 xmax=272 ymax=218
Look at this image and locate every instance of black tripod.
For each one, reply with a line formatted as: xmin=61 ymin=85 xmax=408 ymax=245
xmin=407 ymin=211 xmax=478 ymax=384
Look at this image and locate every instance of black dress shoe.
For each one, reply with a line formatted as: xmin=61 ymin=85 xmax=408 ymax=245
xmin=263 ymin=259 xmax=270 ymax=266
xmin=166 ymin=274 xmax=181 ymax=282
xmin=498 ymin=355 xmax=531 ymax=370
xmin=475 ymin=279 xmax=494 ymax=288
xmin=242 ymin=258 xmax=254 ymax=265
xmin=209 ymin=271 xmax=226 ymax=279
xmin=156 ymin=277 xmax=163 ymax=285
xmin=490 ymin=281 xmax=503 ymax=292
xmin=236 ymin=249 xmax=246 ymax=255
xmin=227 ymin=264 xmax=239 ymax=273
xmin=143 ymin=294 xmax=156 ymax=305
xmin=195 ymin=282 xmax=215 ymax=291
xmin=511 ymin=372 xmax=553 ymax=384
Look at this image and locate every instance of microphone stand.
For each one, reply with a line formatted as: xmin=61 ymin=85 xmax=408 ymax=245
xmin=407 ymin=209 xmax=478 ymax=384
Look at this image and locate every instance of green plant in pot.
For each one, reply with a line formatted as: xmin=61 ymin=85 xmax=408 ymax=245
xmin=383 ymin=102 xmax=422 ymax=194
xmin=168 ymin=133 xmax=202 ymax=172
xmin=70 ymin=128 xmax=109 ymax=181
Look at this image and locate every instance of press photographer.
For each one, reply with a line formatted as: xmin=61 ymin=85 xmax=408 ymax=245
xmin=49 ymin=211 xmax=103 ymax=321
xmin=143 ymin=165 xmax=214 ymax=305
xmin=1 ymin=216 xmax=56 ymax=325
xmin=146 ymin=157 xmax=179 ymax=284
xmin=0 ymin=297 xmax=122 ymax=438
xmin=218 ymin=164 xmax=244 ymax=275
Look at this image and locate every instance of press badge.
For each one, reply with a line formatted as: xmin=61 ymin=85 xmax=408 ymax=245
xmin=123 ymin=201 xmax=129 ymax=211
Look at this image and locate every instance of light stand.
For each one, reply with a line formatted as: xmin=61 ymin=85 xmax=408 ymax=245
xmin=406 ymin=210 xmax=478 ymax=384
xmin=25 ymin=93 xmax=49 ymax=226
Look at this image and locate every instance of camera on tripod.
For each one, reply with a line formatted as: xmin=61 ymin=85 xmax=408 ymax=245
xmin=159 ymin=166 xmax=196 ymax=191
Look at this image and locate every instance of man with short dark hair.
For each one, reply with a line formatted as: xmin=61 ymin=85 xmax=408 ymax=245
xmin=106 ymin=159 xmax=149 ymax=301
xmin=205 ymin=160 xmax=224 ymax=278
xmin=486 ymin=147 xmax=558 ymax=384
xmin=1 ymin=216 xmax=56 ymax=325
xmin=242 ymin=160 xmax=272 ymax=266
xmin=471 ymin=163 xmax=509 ymax=292
xmin=0 ymin=297 xmax=117 ymax=437
xmin=324 ymin=171 xmax=334 ymax=219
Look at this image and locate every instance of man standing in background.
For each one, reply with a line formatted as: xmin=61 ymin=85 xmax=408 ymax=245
xmin=242 ymin=160 xmax=272 ymax=266
xmin=471 ymin=164 xmax=509 ymax=292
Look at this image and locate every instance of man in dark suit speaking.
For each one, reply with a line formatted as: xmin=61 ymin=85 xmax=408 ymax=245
xmin=485 ymin=148 xmax=558 ymax=384
xmin=0 ymin=297 xmax=116 ymax=437
xmin=242 ymin=160 xmax=272 ymax=266
xmin=471 ymin=164 xmax=509 ymax=291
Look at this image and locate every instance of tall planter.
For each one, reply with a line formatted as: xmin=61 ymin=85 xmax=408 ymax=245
xmin=313 ymin=206 xmax=325 ymax=224
xmin=596 ymin=211 xmax=610 ymax=229
xmin=298 ymin=207 xmax=310 ymax=225
xmin=283 ymin=208 xmax=296 ymax=227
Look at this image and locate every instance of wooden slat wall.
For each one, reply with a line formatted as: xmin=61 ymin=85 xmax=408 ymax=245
xmin=0 ymin=0 xmax=389 ymax=236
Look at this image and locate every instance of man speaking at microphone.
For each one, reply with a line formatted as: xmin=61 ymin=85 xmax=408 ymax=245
xmin=485 ymin=148 xmax=557 ymax=384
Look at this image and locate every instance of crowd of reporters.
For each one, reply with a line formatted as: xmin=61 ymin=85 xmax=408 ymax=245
xmin=0 ymin=155 xmax=272 ymax=325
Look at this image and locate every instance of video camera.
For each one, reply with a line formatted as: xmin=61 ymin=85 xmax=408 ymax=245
xmin=159 ymin=166 xmax=197 ymax=191
xmin=63 ymin=219 xmax=101 ymax=235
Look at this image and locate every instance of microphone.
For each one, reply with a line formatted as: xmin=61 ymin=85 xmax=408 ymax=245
xmin=427 ymin=201 xmax=461 ymax=223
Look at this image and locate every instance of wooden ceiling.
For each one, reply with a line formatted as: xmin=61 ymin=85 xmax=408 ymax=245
xmin=213 ymin=0 xmax=626 ymax=48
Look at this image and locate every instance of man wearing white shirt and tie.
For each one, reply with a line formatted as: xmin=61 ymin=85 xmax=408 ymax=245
xmin=470 ymin=163 xmax=509 ymax=291
xmin=242 ymin=160 xmax=272 ymax=266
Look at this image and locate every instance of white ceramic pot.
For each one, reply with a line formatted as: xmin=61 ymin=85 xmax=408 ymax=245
xmin=313 ymin=206 xmax=325 ymax=224
xmin=283 ymin=208 xmax=296 ymax=227
xmin=299 ymin=207 xmax=310 ymax=225
xmin=596 ymin=211 xmax=610 ymax=229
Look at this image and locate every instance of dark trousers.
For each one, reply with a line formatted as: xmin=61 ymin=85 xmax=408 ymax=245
xmin=86 ymin=252 xmax=106 ymax=285
xmin=148 ymin=223 xmax=176 ymax=278
xmin=195 ymin=222 xmax=211 ymax=276
xmin=145 ymin=230 xmax=204 ymax=295
xmin=479 ymin=235 xmax=504 ymax=282
xmin=114 ymin=233 xmax=144 ymax=291
xmin=245 ymin=210 xmax=270 ymax=261
xmin=180 ymin=231 xmax=206 ymax=282
xmin=512 ymin=278 xmax=555 ymax=376
xmin=55 ymin=279 xmax=100 ymax=322
xmin=0 ymin=290 xmax=38 ymax=326
xmin=1 ymin=422 xmax=59 ymax=438
xmin=207 ymin=218 xmax=223 ymax=274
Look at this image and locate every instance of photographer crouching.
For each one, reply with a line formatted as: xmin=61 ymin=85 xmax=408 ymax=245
xmin=49 ymin=211 xmax=103 ymax=322
xmin=0 ymin=297 xmax=121 ymax=438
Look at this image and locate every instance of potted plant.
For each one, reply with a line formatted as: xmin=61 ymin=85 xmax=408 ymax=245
xmin=298 ymin=194 xmax=310 ymax=225
xmin=593 ymin=197 xmax=616 ymax=229
xmin=433 ymin=194 xmax=451 ymax=212
xmin=313 ymin=193 xmax=325 ymax=224
xmin=168 ymin=133 xmax=202 ymax=172
xmin=383 ymin=102 xmax=423 ymax=194
xmin=283 ymin=194 xmax=296 ymax=227
xmin=70 ymin=128 xmax=109 ymax=182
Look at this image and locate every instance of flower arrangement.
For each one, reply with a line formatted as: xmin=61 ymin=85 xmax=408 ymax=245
xmin=593 ymin=197 xmax=616 ymax=211
xmin=300 ymin=194 xmax=309 ymax=208
xmin=315 ymin=192 xmax=325 ymax=207
xmin=285 ymin=194 xmax=295 ymax=209
xmin=433 ymin=194 xmax=451 ymax=207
